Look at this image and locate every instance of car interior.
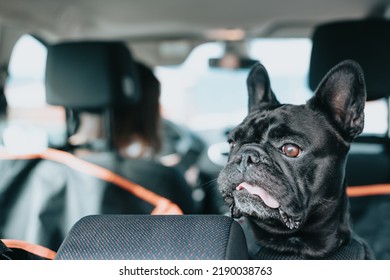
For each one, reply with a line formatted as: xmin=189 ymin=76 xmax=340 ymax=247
xmin=0 ymin=0 xmax=390 ymax=260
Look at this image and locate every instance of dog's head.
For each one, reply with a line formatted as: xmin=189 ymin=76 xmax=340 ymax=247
xmin=218 ymin=60 xmax=366 ymax=233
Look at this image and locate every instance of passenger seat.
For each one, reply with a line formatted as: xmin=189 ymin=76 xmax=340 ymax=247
xmin=45 ymin=41 xmax=196 ymax=214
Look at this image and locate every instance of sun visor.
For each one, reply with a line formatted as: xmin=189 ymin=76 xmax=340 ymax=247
xmin=45 ymin=41 xmax=140 ymax=108
xmin=309 ymin=20 xmax=390 ymax=101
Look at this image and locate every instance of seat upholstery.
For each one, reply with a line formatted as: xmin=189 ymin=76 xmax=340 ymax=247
xmin=80 ymin=152 xmax=196 ymax=214
xmin=46 ymin=41 xmax=141 ymax=108
xmin=55 ymin=215 xmax=249 ymax=260
xmin=309 ymin=19 xmax=390 ymax=101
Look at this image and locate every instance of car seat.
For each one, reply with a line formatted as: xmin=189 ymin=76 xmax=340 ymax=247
xmin=54 ymin=215 xmax=248 ymax=260
xmin=45 ymin=41 xmax=196 ymax=214
xmin=1 ymin=215 xmax=248 ymax=260
xmin=309 ymin=19 xmax=390 ymax=259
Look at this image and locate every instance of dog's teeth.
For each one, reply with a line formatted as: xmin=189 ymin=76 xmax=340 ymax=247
xmin=279 ymin=209 xmax=301 ymax=230
xmin=288 ymin=218 xmax=294 ymax=229
xmin=281 ymin=215 xmax=290 ymax=227
xmin=230 ymin=203 xmax=235 ymax=217
xmin=279 ymin=209 xmax=286 ymax=220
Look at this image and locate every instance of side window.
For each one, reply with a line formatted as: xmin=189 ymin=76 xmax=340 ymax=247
xmin=363 ymin=98 xmax=388 ymax=136
xmin=4 ymin=34 xmax=66 ymax=153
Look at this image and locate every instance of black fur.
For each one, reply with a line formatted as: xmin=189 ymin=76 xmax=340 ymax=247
xmin=218 ymin=60 xmax=372 ymax=259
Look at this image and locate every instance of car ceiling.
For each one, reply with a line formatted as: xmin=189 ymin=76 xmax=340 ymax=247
xmin=0 ymin=0 xmax=388 ymax=66
xmin=0 ymin=0 xmax=386 ymax=41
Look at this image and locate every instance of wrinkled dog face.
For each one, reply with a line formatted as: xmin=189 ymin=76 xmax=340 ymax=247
xmin=218 ymin=60 xmax=366 ymax=234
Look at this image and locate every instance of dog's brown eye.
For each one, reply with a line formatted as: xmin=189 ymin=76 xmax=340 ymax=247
xmin=281 ymin=144 xmax=301 ymax=158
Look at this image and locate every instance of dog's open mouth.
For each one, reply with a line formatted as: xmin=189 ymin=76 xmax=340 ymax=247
xmin=236 ymin=182 xmax=280 ymax=208
xmin=234 ymin=182 xmax=301 ymax=230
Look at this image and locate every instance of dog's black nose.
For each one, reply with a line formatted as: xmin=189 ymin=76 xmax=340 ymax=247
xmin=236 ymin=150 xmax=261 ymax=172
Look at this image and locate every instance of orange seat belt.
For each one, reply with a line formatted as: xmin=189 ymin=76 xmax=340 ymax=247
xmin=0 ymin=148 xmax=183 ymax=215
xmin=347 ymin=184 xmax=390 ymax=197
xmin=1 ymin=239 xmax=57 ymax=260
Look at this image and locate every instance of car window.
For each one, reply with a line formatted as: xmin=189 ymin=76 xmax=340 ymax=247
xmin=157 ymin=38 xmax=388 ymax=139
xmin=4 ymin=35 xmax=66 ymax=152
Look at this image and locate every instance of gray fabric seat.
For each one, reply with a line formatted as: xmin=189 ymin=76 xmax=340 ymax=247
xmin=45 ymin=41 xmax=197 ymax=214
xmin=55 ymin=215 xmax=249 ymax=260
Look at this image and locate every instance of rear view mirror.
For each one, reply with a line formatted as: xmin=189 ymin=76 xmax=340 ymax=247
xmin=209 ymin=55 xmax=258 ymax=70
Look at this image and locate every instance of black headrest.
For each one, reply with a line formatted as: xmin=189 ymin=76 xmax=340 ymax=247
xmin=45 ymin=41 xmax=140 ymax=109
xmin=55 ymin=215 xmax=249 ymax=260
xmin=309 ymin=20 xmax=390 ymax=101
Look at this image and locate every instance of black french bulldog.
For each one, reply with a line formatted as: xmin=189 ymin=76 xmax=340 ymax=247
xmin=218 ymin=60 xmax=374 ymax=259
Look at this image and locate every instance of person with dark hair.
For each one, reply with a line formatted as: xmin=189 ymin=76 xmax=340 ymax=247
xmin=112 ymin=62 xmax=162 ymax=159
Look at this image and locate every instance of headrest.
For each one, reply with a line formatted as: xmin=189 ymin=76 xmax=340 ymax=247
xmin=45 ymin=41 xmax=140 ymax=109
xmin=309 ymin=20 xmax=390 ymax=101
xmin=55 ymin=215 xmax=249 ymax=260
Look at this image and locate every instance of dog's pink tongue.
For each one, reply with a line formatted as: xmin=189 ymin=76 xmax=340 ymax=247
xmin=236 ymin=182 xmax=280 ymax=208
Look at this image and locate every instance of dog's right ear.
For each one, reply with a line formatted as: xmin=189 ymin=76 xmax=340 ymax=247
xmin=247 ymin=62 xmax=279 ymax=113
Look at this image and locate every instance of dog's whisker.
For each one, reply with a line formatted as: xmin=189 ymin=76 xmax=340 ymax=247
xmin=317 ymin=198 xmax=337 ymax=208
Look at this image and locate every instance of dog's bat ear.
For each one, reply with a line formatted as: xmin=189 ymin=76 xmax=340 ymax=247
xmin=247 ymin=62 xmax=279 ymax=113
xmin=308 ymin=60 xmax=366 ymax=140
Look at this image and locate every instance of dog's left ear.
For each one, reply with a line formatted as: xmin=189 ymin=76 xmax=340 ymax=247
xmin=247 ymin=62 xmax=279 ymax=113
xmin=308 ymin=60 xmax=366 ymax=140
